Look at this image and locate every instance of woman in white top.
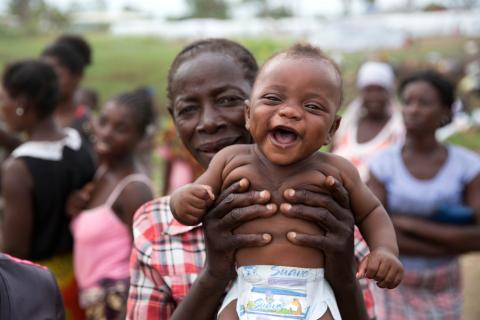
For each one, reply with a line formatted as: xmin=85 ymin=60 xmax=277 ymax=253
xmin=332 ymin=61 xmax=404 ymax=181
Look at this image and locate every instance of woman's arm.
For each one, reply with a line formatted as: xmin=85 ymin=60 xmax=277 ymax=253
xmin=171 ymin=178 xmax=275 ymax=320
xmin=369 ymin=171 xmax=480 ymax=255
xmin=281 ymin=177 xmax=369 ymax=320
xmin=1 ymin=158 xmax=34 ymax=258
xmin=116 ymin=182 xmax=154 ymax=227
xmin=394 ymin=228 xmax=449 ymax=256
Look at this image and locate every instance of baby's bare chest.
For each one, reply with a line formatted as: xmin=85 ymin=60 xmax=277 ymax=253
xmin=221 ymin=154 xmax=339 ymax=203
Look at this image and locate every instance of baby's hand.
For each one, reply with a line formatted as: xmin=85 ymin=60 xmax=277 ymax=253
xmin=356 ymin=248 xmax=403 ymax=289
xmin=171 ymin=184 xmax=215 ymax=226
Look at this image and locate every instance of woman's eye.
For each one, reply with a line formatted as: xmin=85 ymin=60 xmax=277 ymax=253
xmin=177 ymin=105 xmax=197 ymax=117
xmin=217 ymin=96 xmax=243 ymax=106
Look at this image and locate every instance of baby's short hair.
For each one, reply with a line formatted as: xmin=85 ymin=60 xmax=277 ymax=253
xmin=261 ymin=43 xmax=343 ymax=106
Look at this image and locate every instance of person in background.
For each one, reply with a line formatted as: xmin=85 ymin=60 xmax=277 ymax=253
xmin=332 ymin=61 xmax=403 ymax=181
xmin=0 ymin=59 xmax=96 ymax=319
xmin=128 ymin=39 xmax=374 ymax=320
xmin=41 ymin=34 xmax=95 ymax=150
xmin=0 ymin=252 xmax=65 ymax=319
xmin=74 ymin=87 xmax=99 ymax=113
xmin=368 ymin=70 xmax=480 ymax=319
xmin=69 ymin=88 xmax=154 ymax=319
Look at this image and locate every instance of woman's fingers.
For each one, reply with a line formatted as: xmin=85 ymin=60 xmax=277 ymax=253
xmin=214 ymin=178 xmax=249 ymax=205
xmin=280 ymin=203 xmax=337 ymax=232
xmin=209 ymin=189 xmax=271 ymax=220
xmin=283 ymin=188 xmax=352 ymax=224
xmin=324 ymin=176 xmax=350 ymax=209
xmin=229 ymin=233 xmax=272 ymax=250
xmin=218 ymin=203 xmax=277 ymax=230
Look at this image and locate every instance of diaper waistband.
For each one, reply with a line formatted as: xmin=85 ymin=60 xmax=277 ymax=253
xmin=237 ymin=265 xmax=325 ymax=284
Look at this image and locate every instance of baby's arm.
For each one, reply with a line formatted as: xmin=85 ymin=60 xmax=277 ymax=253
xmin=336 ymin=156 xmax=403 ymax=289
xmin=170 ymin=148 xmax=231 ymax=226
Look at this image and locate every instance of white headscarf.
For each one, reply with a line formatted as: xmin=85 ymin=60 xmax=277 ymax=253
xmin=356 ymin=61 xmax=395 ymax=92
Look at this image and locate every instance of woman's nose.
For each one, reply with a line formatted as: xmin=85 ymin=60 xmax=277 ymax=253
xmin=197 ymin=104 xmax=225 ymax=133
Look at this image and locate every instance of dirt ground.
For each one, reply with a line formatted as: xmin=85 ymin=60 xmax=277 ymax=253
xmin=461 ymin=253 xmax=480 ymax=319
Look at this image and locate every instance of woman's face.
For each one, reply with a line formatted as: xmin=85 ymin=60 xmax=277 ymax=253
xmin=43 ymin=56 xmax=80 ymax=103
xmin=0 ymin=86 xmax=25 ymax=132
xmin=94 ymin=101 xmax=142 ymax=158
xmin=169 ymin=52 xmax=252 ymax=168
xmin=361 ymin=85 xmax=390 ymax=117
xmin=400 ymin=80 xmax=449 ymax=134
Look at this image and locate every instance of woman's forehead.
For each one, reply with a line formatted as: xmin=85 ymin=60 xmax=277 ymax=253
xmin=171 ymin=53 xmax=251 ymax=97
xmin=175 ymin=53 xmax=242 ymax=81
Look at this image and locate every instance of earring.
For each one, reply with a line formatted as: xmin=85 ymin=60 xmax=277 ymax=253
xmin=16 ymin=107 xmax=24 ymax=116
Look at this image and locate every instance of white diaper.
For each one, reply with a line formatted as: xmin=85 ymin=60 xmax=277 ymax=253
xmin=218 ymin=265 xmax=341 ymax=320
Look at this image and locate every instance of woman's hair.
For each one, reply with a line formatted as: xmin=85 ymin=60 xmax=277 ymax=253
xmin=2 ymin=59 xmax=59 ymax=119
xmin=167 ymin=38 xmax=258 ymax=104
xmin=112 ymin=87 xmax=156 ymax=136
xmin=41 ymin=34 xmax=92 ymax=76
xmin=56 ymin=34 xmax=92 ymax=66
xmin=399 ymin=70 xmax=455 ymax=109
xmin=399 ymin=70 xmax=455 ymax=125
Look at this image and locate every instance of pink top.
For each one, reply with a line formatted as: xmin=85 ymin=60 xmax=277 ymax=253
xmin=71 ymin=174 xmax=152 ymax=290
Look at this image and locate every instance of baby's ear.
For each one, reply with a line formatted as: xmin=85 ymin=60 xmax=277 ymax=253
xmin=325 ymin=115 xmax=341 ymax=145
xmin=244 ymin=99 xmax=251 ymax=130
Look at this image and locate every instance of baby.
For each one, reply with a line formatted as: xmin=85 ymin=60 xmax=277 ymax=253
xmin=170 ymin=44 xmax=403 ymax=320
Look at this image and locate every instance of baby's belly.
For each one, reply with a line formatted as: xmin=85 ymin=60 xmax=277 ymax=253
xmin=234 ymin=213 xmax=325 ymax=268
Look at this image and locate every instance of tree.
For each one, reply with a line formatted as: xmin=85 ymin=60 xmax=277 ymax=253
xmin=242 ymin=0 xmax=293 ymax=18
xmin=185 ymin=0 xmax=229 ymax=19
xmin=8 ymin=0 xmax=71 ymax=33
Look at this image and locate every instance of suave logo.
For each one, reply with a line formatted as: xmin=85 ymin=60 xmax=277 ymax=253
xmin=270 ymin=266 xmax=309 ymax=279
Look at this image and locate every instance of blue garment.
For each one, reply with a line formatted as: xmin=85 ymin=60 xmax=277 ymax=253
xmin=368 ymin=143 xmax=480 ymax=270
xmin=0 ymin=253 xmax=64 ymax=319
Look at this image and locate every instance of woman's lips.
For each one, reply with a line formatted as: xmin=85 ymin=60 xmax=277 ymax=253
xmin=196 ymin=136 xmax=241 ymax=154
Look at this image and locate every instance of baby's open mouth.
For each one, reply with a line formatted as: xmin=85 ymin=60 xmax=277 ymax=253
xmin=271 ymin=126 xmax=299 ymax=145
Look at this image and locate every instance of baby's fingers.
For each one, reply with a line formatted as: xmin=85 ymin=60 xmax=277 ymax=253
xmin=364 ymin=255 xmax=381 ymax=280
xmin=192 ymin=185 xmax=215 ymax=201
xmin=356 ymin=256 xmax=369 ymax=279
xmin=377 ymin=262 xmax=403 ymax=289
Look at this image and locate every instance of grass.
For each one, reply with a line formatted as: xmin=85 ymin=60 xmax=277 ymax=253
xmin=0 ymin=32 xmax=479 ymax=149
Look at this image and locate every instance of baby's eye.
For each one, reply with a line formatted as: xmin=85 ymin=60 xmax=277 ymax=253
xmin=304 ymin=103 xmax=324 ymax=112
xmin=261 ymin=94 xmax=282 ymax=104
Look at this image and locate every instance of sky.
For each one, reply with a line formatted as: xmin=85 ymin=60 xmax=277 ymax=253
xmin=0 ymin=0 xmax=464 ymax=18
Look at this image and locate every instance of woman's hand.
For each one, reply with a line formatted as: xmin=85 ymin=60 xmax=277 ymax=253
xmin=280 ymin=176 xmax=369 ymax=320
xmin=202 ymin=178 xmax=276 ymax=282
xmin=66 ymin=182 xmax=95 ymax=218
xmin=280 ymin=176 xmax=356 ymax=282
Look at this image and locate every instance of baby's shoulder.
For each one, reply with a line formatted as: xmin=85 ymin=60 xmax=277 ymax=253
xmin=215 ymin=144 xmax=254 ymax=163
xmin=312 ymin=152 xmax=360 ymax=185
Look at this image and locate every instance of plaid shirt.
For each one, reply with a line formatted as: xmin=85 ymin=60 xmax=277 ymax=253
xmin=127 ymin=196 xmax=377 ymax=319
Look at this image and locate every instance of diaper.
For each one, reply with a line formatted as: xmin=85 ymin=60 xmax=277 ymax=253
xmin=218 ymin=265 xmax=341 ymax=320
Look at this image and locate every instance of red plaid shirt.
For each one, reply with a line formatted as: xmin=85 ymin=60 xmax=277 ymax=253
xmin=127 ymin=196 xmax=376 ymax=319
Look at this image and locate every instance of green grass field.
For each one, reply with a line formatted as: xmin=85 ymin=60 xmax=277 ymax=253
xmin=0 ymin=32 xmax=479 ymax=150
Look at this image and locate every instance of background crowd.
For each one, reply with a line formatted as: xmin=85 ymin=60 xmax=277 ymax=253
xmin=0 ymin=25 xmax=479 ymax=320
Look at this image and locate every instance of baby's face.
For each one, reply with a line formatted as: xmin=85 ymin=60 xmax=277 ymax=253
xmin=246 ymin=55 xmax=341 ymax=165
